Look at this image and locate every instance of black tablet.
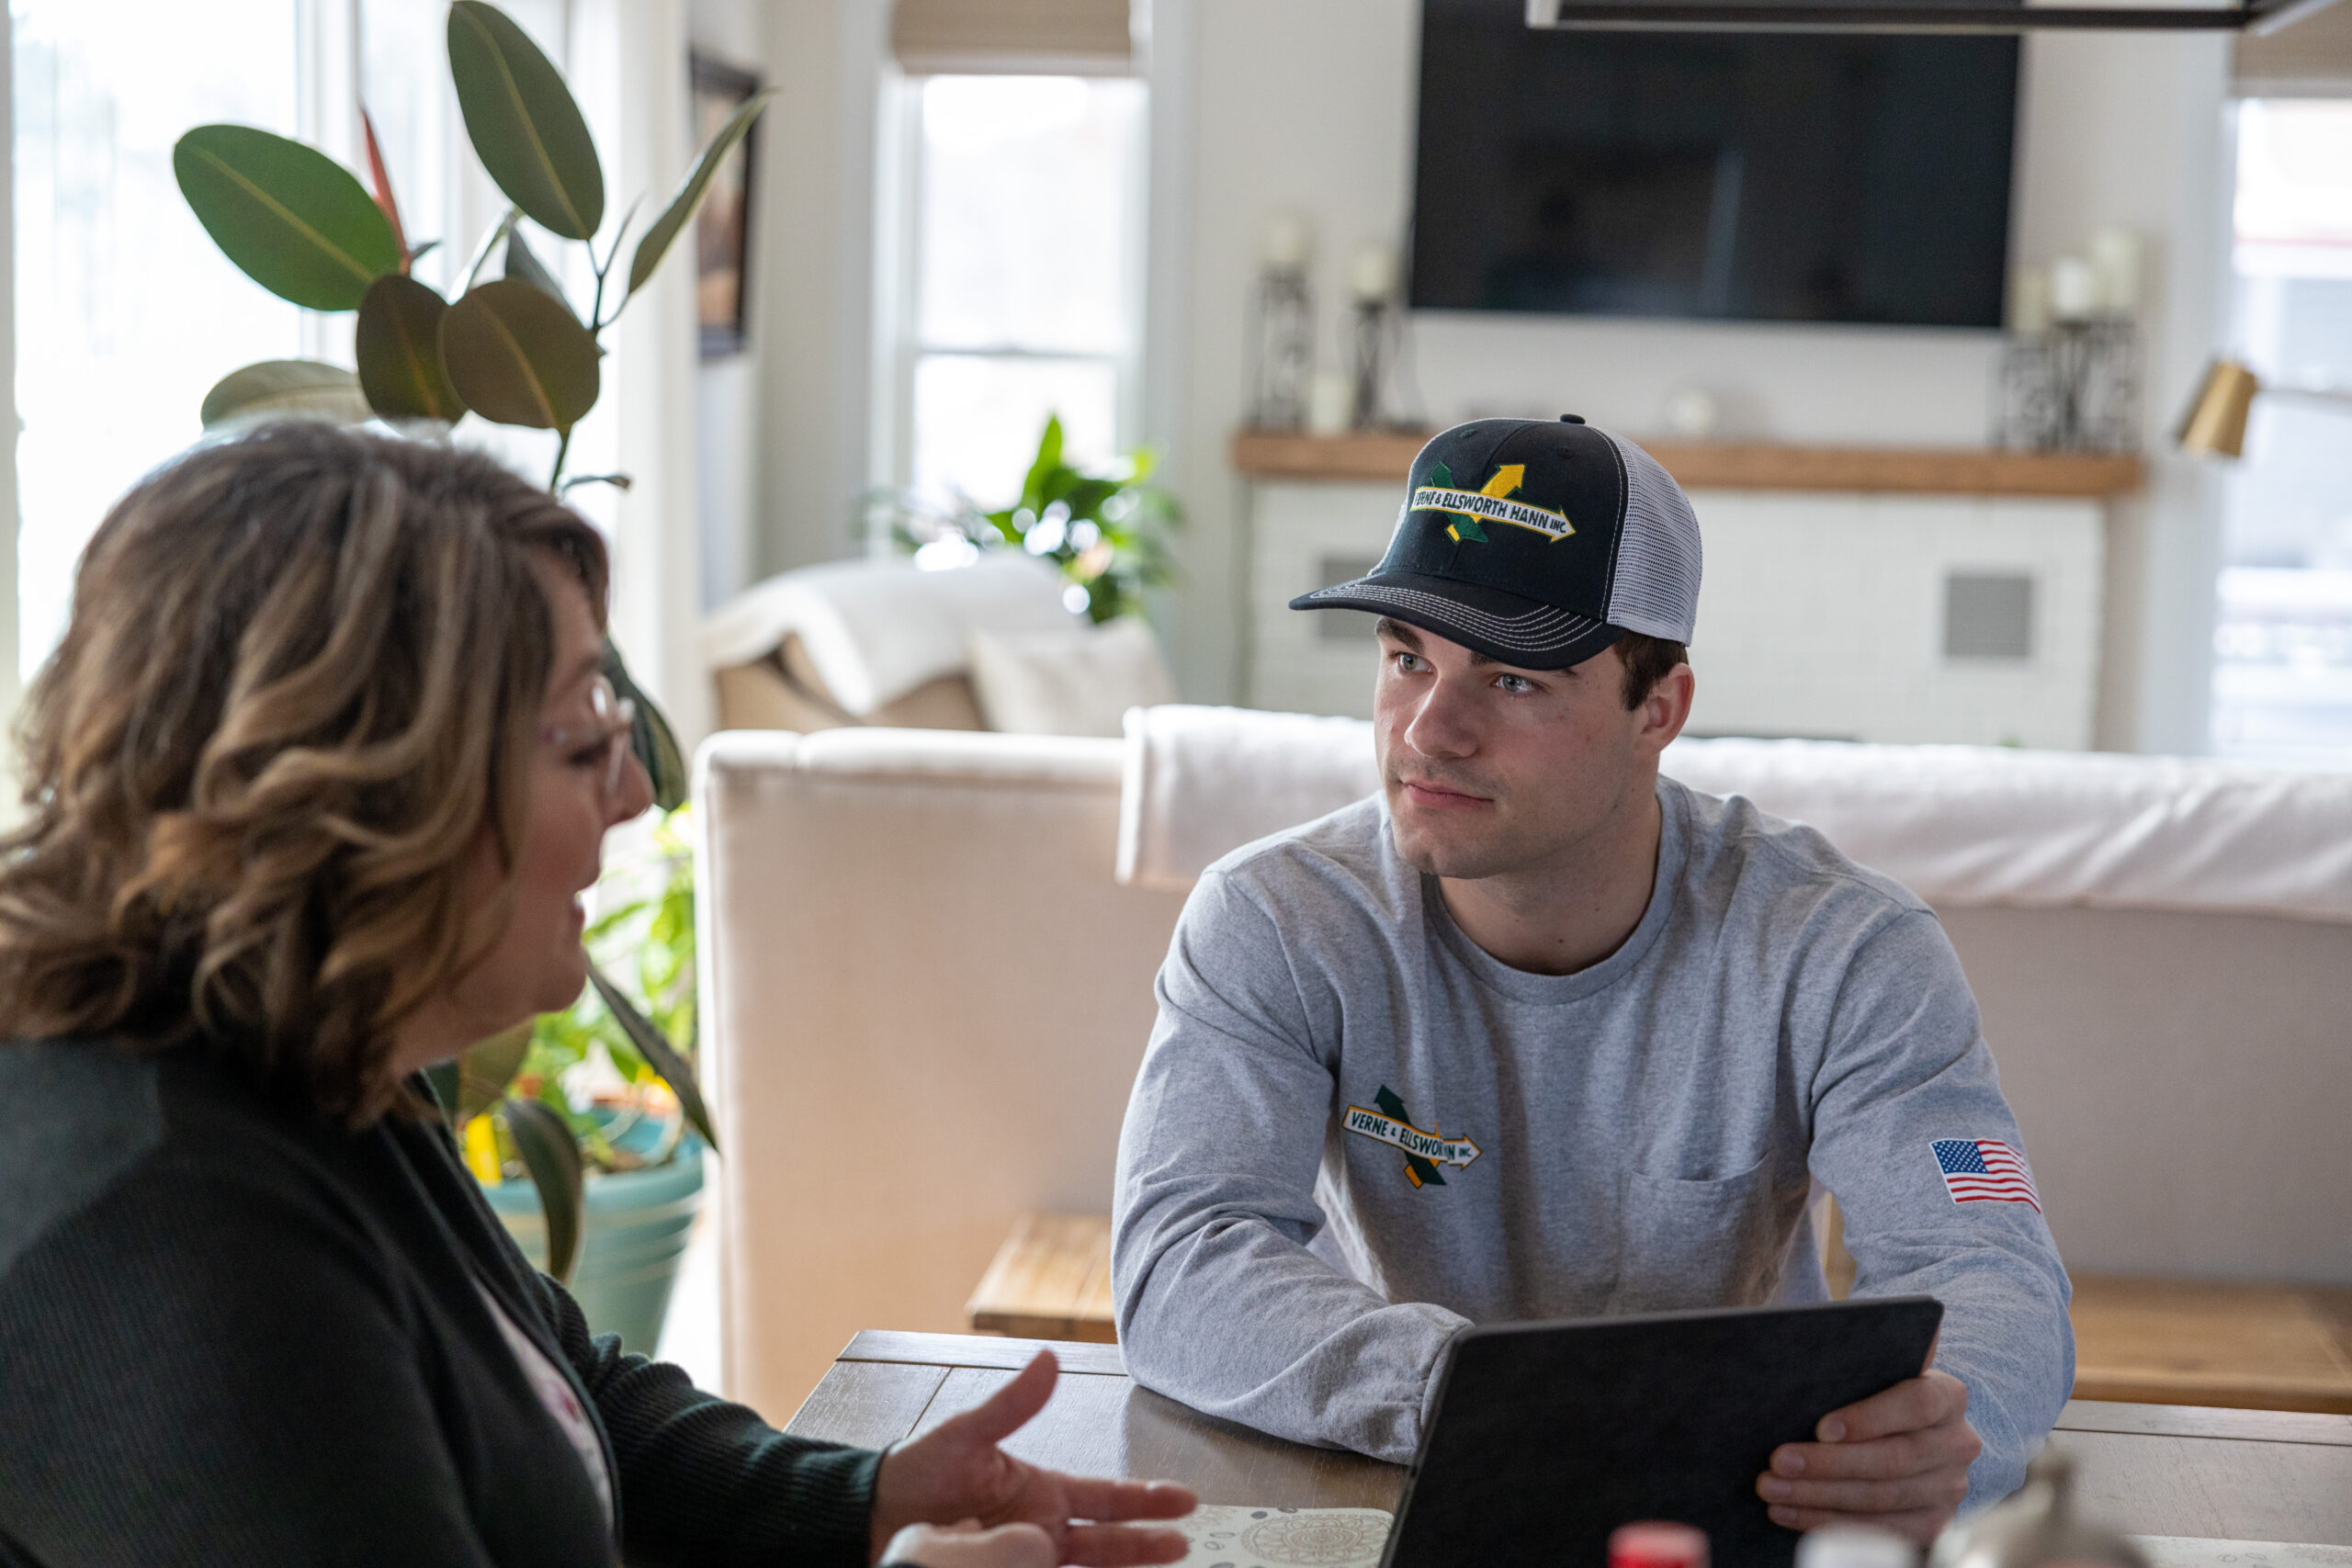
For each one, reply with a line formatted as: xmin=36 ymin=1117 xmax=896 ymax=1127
xmin=1380 ymin=1296 xmax=1945 ymax=1568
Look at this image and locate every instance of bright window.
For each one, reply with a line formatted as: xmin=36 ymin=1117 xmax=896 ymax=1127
xmin=2210 ymin=99 xmax=2352 ymax=764
xmin=11 ymin=0 xmax=303 ymax=675
xmin=8 ymin=0 xmax=568 ymax=682
xmin=883 ymin=73 xmax=1145 ymax=513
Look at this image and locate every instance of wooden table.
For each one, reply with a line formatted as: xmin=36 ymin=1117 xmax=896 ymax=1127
xmin=786 ymin=1331 xmax=2352 ymax=1544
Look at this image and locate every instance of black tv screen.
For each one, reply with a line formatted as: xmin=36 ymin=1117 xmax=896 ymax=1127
xmin=1409 ymin=1 xmax=2019 ymax=329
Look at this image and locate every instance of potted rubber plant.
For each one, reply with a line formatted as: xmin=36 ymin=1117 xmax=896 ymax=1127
xmin=173 ymin=0 xmax=757 ymax=1328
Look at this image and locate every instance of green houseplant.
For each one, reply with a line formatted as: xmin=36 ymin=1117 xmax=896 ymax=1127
xmin=173 ymin=0 xmax=755 ymax=1310
xmin=874 ymin=413 xmax=1180 ymax=623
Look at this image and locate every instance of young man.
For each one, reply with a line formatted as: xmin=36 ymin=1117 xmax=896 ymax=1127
xmin=1111 ymin=417 xmax=2071 ymax=1541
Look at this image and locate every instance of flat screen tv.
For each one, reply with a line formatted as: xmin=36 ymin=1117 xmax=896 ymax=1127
xmin=1409 ymin=1 xmax=2020 ymax=329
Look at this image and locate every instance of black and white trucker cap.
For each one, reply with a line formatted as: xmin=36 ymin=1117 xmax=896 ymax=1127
xmin=1289 ymin=416 xmax=1702 ymax=670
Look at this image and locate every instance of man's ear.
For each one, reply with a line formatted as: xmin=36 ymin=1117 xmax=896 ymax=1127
xmin=1638 ymin=662 xmax=1696 ymax=755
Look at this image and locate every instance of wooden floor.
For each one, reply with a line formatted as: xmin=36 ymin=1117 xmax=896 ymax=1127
xmin=967 ymin=1213 xmax=1119 ymax=1344
xmin=2069 ymin=1274 xmax=2352 ymax=1414
xmin=966 ymin=1213 xmax=2352 ymax=1413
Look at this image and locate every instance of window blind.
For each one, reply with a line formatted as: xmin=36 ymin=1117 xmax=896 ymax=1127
xmin=890 ymin=0 xmax=1135 ymax=76
xmin=2235 ymin=0 xmax=2352 ymax=96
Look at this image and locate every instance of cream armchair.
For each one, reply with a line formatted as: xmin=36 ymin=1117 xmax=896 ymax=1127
xmin=696 ymin=723 xmax=2352 ymax=1422
xmin=696 ymin=729 xmax=1186 ymax=1415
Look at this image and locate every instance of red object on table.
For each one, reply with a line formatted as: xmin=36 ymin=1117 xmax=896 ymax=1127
xmin=1611 ymin=1520 xmax=1711 ymax=1568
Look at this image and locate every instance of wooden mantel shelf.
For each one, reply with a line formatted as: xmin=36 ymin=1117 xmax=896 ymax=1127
xmin=1230 ymin=428 xmax=2145 ymax=500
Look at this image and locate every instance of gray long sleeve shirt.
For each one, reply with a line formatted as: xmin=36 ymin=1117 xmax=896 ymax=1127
xmin=1112 ymin=779 xmax=2072 ymax=1508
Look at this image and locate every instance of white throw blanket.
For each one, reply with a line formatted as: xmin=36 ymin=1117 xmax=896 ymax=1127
xmin=700 ymin=555 xmax=1074 ymax=716
xmin=1116 ymin=705 xmax=2352 ymax=925
xmin=1118 ymin=705 xmax=1379 ymax=887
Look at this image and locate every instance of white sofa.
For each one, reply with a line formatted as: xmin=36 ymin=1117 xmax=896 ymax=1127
xmin=695 ymin=720 xmax=2352 ymax=1421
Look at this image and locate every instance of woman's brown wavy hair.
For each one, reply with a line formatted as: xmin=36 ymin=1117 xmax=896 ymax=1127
xmin=0 ymin=422 xmax=609 ymax=1124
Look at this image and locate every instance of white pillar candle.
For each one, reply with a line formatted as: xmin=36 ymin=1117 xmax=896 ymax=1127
xmin=1348 ymin=240 xmax=1398 ymax=301
xmin=1261 ymin=212 xmax=1311 ymax=272
xmin=1306 ymin=369 xmax=1352 ymax=435
xmin=2010 ymin=265 xmax=2051 ymax=335
xmin=2090 ymin=227 xmax=2141 ymax=318
xmin=2049 ymin=255 xmax=2099 ymax=321
xmin=1662 ymin=387 xmax=1719 ymax=440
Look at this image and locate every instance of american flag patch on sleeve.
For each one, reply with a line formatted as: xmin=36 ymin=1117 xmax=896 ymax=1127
xmin=1929 ymin=1138 xmax=2041 ymax=1212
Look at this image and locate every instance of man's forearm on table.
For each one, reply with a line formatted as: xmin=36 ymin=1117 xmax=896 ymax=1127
xmin=1114 ymin=1194 xmax=1466 ymax=1463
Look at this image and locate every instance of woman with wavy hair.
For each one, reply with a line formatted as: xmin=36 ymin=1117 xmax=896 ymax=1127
xmin=0 ymin=423 xmax=1193 ymax=1568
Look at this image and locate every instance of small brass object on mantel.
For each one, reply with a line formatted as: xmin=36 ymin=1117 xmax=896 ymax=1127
xmin=1928 ymin=1453 xmax=2149 ymax=1568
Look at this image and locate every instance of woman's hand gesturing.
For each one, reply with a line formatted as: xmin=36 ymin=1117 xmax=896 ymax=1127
xmin=868 ymin=1350 xmax=1196 ymax=1567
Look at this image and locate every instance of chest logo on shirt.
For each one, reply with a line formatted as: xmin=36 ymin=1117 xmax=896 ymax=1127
xmin=1345 ymin=1085 xmax=1482 ymax=1189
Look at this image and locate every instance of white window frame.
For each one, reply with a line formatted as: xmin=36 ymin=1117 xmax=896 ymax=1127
xmin=867 ymin=68 xmax=1149 ymax=527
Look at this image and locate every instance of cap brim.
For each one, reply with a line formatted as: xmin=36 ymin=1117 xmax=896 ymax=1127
xmin=1288 ymin=571 xmax=1623 ymax=671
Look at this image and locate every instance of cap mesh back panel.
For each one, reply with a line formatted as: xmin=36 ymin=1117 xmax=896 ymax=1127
xmin=1602 ymin=433 xmax=1703 ymax=642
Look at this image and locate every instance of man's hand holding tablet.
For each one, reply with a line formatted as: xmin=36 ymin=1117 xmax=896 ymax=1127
xmin=1758 ymin=1367 xmax=1984 ymax=1544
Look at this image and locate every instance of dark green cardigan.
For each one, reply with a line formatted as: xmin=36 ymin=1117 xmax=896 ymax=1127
xmin=0 ymin=1039 xmax=882 ymax=1568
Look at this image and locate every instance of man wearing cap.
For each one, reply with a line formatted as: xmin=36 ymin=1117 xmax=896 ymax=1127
xmin=1111 ymin=418 xmax=2072 ymax=1540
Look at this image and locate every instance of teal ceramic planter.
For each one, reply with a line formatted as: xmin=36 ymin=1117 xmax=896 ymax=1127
xmin=483 ymin=1133 xmax=704 ymax=1354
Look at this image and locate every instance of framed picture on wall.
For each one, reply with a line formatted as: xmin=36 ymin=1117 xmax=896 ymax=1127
xmin=690 ymin=52 xmax=761 ymax=359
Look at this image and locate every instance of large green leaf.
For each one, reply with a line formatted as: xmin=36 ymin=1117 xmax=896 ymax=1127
xmin=627 ymin=88 xmax=774 ymax=299
xmin=447 ymin=1 xmax=605 ymax=242
xmin=457 ymin=1021 xmax=534 ymax=1122
xmin=355 ymin=276 xmax=468 ymax=423
xmin=198 ymin=359 xmax=372 ymax=429
xmin=461 ymin=207 xmax=522 ymax=294
xmin=503 ymin=225 xmax=573 ymax=318
xmin=174 ymin=125 xmax=401 ymax=310
xmin=1021 ymin=415 xmax=1066 ymax=511
xmin=422 ymin=1060 xmax=460 ymax=1125
xmin=440 ymin=278 xmax=599 ymax=432
xmin=589 ymin=966 xmax=716 ymax=1155
xmin=503 ymin=1096 xmax=585 ymax=1282
xmin=603 ymin=637 xmax=687 ymax=811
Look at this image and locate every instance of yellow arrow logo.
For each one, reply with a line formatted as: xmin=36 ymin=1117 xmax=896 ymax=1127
xmin=1478 ymin=464 xmax=1524 ymax=500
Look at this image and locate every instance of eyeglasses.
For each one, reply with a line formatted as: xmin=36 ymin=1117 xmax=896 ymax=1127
xmin=540 ymin=673 xmax=639 ymax=802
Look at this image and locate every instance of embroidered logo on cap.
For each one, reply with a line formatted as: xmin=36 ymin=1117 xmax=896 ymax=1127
xmin=1346 ymin=1085 xmax=1482 ymax=1189
xmin=1410 ymin=461 xmax=1576 ymax=545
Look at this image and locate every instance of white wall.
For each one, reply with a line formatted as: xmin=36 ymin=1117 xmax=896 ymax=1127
xmin=681 ymin=0 xmax=890 ymax=609
xmin=2009 ymin=32 xmax=2235 ymax=753
xmin=571 ymin=0 xmax=710 ymax=753
xmin=689 ymin=0 xmax=764 ymax=612
xmin=1150 ymin=1 xmax=2233 ymax=751
xmin=752 ymin=0 xmax=892 ymax=580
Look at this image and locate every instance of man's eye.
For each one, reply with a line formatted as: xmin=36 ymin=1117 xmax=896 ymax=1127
xmin=1497 ymin=674 xmax=1535 ymax=694
xmin=1393 ymin=651 xmax=1424 ymax=671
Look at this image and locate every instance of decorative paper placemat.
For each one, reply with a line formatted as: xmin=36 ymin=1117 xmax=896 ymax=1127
xmin=2134 ymin=1540 xmax=2352 ymax=1567
xmin=1171 ymin=1506 xmax=1396 ymax=1568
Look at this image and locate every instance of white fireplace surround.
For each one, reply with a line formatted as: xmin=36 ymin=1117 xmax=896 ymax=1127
xmin=1250 ymin=479 xmax=2106 ymax=750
